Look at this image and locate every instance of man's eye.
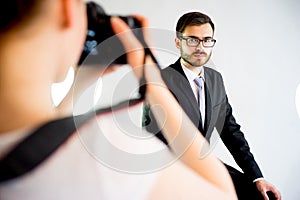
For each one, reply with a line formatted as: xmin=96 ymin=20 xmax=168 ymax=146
xmin=189 ymin=38 xmax=198 ymax=43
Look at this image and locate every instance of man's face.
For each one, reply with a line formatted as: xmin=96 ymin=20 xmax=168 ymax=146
xmin=176 ymin=23 xmax=214 ymax=70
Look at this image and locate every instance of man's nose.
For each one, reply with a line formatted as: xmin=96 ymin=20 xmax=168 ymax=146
xmin=195 ymin=41 xmax=204 ymax=50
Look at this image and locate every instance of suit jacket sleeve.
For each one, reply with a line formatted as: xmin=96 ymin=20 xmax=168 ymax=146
xmin=218 ymin=96 xmax=263 ymax=181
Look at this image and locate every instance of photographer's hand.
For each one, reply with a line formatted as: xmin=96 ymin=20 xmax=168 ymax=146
xmin=111 ymin=16 xmax=164 ymax=87
xmin=57 ymin=16 xmax=147 ymax=116
xmin=110 ymin=17 xmax=146 ymax=80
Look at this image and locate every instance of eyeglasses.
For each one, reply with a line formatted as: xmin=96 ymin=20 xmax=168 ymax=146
xmin=180 ymin=36 xmax=216 ymax=47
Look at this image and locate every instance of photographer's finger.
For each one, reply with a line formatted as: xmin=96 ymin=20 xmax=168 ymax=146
xmin=110 ymin=17 xmax=144 ymax=68
xmin=132 ymin=15 xmax=150 ymax=28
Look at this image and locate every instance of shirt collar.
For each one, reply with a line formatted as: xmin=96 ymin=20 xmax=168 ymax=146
xmin=180 ymin=60 xmax=205 ymax=82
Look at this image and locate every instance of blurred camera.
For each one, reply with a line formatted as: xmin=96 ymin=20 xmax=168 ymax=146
xmin=78 ymin=1 xmax=143 ymax=66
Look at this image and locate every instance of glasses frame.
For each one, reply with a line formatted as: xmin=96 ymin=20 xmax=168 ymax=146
xmin=180 ymin=36 xmax=216 ymax=48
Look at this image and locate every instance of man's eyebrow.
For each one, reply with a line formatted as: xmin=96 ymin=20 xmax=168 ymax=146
xmin=184 ymin=35 xmax=199 ymax=39
xmin=184 ymin=35 xmax=213 ymax=39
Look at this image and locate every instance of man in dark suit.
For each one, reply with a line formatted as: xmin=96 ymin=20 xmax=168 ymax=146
xmin=144 ymin=12 xmax=281 ymax=200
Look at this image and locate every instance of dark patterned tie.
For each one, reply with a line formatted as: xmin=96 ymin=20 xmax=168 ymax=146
xmin=194 ymin=76 xmax=205 ymax=128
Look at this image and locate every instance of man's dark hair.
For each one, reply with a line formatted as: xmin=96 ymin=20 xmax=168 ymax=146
xmin=176 ymin=12 xmax=215 ymax=38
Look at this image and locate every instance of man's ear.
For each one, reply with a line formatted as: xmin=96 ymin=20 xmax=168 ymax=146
xmin=175 ymin=37 xmax=181 ymax=49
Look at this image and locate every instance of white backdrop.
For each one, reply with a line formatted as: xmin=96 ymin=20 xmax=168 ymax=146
xmin=54 ymin=0 xmax=300 ymax=199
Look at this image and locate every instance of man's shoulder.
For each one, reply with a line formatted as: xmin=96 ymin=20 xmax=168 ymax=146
xmin=204 ymin=66 xmax=221 ymax=75
xmin=204 ymin=66 xmax=223 ymax=80
xmin=161 ymin=60 xmax=184 ymax=79
xmin=161 ymin=60 xmax=180 ymax=72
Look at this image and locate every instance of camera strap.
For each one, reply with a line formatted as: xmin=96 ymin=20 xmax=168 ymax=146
xmin=0 ymin=45 xmax=161 ymax=183
xmin=0 ymin=113 xmax=91 ymax=183
xmin=0 ymin=99 xmax=145 ymax=183
xmin=137 ymin=39 xmax=162 ymax=100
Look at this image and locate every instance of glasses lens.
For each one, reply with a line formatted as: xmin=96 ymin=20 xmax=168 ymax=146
xmin=187 ymin=38 xmax=199 ymax=46
xmin=203 ymin=39 xmax=215 ymax=47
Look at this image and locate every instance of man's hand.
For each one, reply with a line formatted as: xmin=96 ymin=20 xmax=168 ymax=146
xmin=255 ymin=179 xmax=282 ymax=200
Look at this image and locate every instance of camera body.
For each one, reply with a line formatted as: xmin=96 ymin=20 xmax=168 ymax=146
xmin=78 ymin=2 xmax=143 ymax=66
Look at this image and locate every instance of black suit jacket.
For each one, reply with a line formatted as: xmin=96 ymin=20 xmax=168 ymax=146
xmin=145 ymin=58 xmax=263 ymax=181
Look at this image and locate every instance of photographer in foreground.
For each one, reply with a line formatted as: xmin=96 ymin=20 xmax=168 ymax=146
xmin=0 ymin=0 xmax=236 ymax=199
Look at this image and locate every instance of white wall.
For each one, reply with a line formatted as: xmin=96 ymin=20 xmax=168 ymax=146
xmin=56 ymin=0 xmax=300 ymax=198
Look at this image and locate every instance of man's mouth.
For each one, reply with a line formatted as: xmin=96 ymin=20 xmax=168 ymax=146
xmin=193 ymin=52 xmax=206 ymax=58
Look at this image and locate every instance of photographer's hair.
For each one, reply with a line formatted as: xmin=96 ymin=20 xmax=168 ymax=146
xmin=0 ymin=0 xmax=44 ymax=33
xmin=176 ymin=12 xmax=215 ymax=38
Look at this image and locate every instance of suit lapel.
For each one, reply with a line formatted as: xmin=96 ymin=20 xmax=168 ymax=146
xmin=177 ymin=73 xmax=205 ymax=133
xmin=163 ymin=59 xmax=204 ymax=133
xmin=203 ymin=67 xmax=213 ymax=136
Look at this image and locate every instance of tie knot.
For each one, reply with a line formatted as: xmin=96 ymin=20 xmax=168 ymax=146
xmin=194 ymin=77 xmax=204 ymax=88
